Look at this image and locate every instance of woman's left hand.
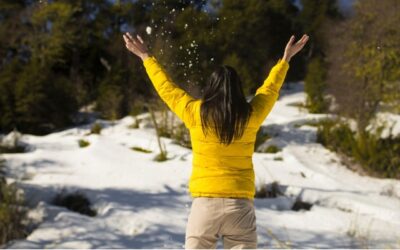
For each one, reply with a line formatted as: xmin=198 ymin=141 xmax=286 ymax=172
xmin=282 ymin=34 xmax=309 ymax=63
xmin=123 ymin=32 xmax=149 ymax=61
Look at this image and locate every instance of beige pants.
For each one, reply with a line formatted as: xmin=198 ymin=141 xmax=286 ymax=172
xmin=185 ymin=197 xmax=257 ymax=249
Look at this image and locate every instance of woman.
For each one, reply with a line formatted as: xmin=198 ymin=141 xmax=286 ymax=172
xmin=123 ymin=32 xmax=309 ymax=249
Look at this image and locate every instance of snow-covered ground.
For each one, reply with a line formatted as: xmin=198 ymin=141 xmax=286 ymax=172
xmin=2 ymin=82 xmax=400 ymax=249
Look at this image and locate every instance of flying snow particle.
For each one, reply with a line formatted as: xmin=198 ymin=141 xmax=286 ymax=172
xmin=184 ymin=24 xmax=188 ymax=29
xmin=210 ymin=58 xmax=214 ymax=61
xmin=146 ymin=26 xmax=152 ymax=35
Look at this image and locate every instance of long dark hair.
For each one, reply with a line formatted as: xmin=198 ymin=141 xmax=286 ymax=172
xmin=200 ymin=65 xmax=253 ymax=145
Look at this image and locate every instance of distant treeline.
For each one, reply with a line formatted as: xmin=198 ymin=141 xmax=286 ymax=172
xmin=0 ymin=0 xmax=398 ymax=136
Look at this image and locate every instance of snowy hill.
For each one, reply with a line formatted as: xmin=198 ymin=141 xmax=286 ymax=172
xmin=2 ymin=82 xmax=400 ymax=249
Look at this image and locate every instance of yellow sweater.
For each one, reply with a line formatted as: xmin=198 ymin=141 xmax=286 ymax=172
xmin=143 ymin=56 xmax=289 ymax=200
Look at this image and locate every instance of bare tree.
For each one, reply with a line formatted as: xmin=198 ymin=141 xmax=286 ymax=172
xmin=326 ymin=0 xmax=400 ymax=135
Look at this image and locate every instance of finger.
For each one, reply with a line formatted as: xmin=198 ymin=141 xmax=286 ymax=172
xmin=131 ymin=36 xmax=140 ymax=45
xmin=301 ymin=35 xmax=308 ymax=44
xmin=123 ymin=34 xmax=135 ymax=45
xmin=297 ymin=37 xmax=308 ymax=48
xmin=298 ymin=38 xmax=309 ymax=49
xmin=288 ymin=35 xmax=295 ymax=45
xmin=295 ymin=41 xmax=306 ymax=51
xmin=124 ymin=33 xmax=136 ymax=46
xmin=127 ymin=36 xmax=139 ymax=47
xmin=295 ymin=35 xmax=306 ymax=44
xmin=123 ymin=34 xmax=129 ymax=42
xmin=299 ymin=34 xmax=309 ymax=44
xmin=127 ymin=32 xmax=137 ymax=43
xmin=285 ymin=35 xmax=295 ymax=51
xmin=124 ymin=33 xmax=132 ymax=41
xmin=126 ymin=32 xmax=133 ymax=39
xmin=136 ymin=35 xmax=144 ymax=44
xmin=296 ymin=35 xmax=306 ymax=43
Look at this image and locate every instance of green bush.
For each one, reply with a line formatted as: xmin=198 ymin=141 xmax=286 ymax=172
xmin=254 ymin=181 xmax=283 ymax=198
xmin=78 ymin=139 xmax=90 ymax=148
xmin=172 ymin=123 xmax=192 ymax=149
xmin=294 ymin=121 xmax=320 ymax=128
xmin=317 ymin=120 xmax=400 ymax=178
xmin=0 ymin=159 xmax=5 ymax=184
xmin=291 ymin=199 xmax=313 ymax=211
xmin=0 ymin=170 xmax=29 ymax=246
xmin=154 ymin=152 xmax=168 ymax=162
xmin=304 ymin=57 xmax=329 ymax=113
xmin=264 ymin=145 xmax=281 ymax=153
xmin=316 ymin=120 xmax=355 ymax=156
xmin=129 ymin=102 xmax=144 ymax=129
xmin=128 ymin=118 xmax=141 ymax=129
xmin=0 ymin=60 xmax=78 ymax=135
xmin=51 ymin=189 xmax=96 ymax=217
xmin=255 ymin=129 xmax=271 ymax=151
xmin=254 ymin=184 xmax=267 ymax=198
xmin=0 ymin=145 xmax=26 ymax=154
xmin=150 ymin=111 xmax=191 ymax=149
xmin=96 ymin=78 xmax=123 ymax=121
xmin=90 ymin=122 xmax=102 ymax=134
xmin=158 ymin=125 xmax=173 ymax=138
xmin=287 ymin=101 xmax=306 ymax=108
xmin=131 ymin=146 xmax=152 ymax=153
xmin=0 ymin=130 xmax=27 ymax=153
xmin=356 ymin=132 xmax=400 ymax=178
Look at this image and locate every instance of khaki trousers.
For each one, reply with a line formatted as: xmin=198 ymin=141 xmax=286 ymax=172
xmin=185 ymin=197 xmax=257 ymax=249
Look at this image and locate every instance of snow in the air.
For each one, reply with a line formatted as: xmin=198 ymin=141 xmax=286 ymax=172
xmin=1 ymin=82 xmax=400 ymax=249
xmin=146 ymin=26 xmax=152 ymax=35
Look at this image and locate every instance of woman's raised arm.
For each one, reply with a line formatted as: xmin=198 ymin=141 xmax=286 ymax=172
xmin=123 ymin=32 xmax=197 ymax=127
xmin=250 ymin=34 xmax=309 ymax=126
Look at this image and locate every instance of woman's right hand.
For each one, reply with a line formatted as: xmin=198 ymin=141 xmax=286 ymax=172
xmin=282 ymin=34 xmax=309 ymax=63
xmin=123 ymin=32 xmax=149 ymax=61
